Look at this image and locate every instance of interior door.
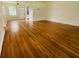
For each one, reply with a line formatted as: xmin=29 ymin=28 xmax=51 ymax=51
xmin=25 ymin=6 xmax=33 ymax=21
xmin=29 ymin=7 xmax=33 ymax=21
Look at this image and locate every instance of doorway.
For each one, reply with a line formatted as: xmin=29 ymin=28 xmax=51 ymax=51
xmin=25 ymin=6 xmax=33 ymax=22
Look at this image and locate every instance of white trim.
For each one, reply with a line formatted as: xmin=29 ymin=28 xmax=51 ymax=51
xmin=33 ymin=19 xmax=44 ymax=21
xmin=46 ymin=19 xmax=79 ymax=27
xmin=3 ymin=22 xmax=7 ymax=27
xmin=0 ymin=30 xmax=5 ymax=55
xmin=25 ymin=19 xmax=44 ymax=22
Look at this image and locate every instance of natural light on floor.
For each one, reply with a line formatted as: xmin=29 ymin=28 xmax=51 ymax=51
xmin=11 ymin=21 xmax=19 ymax=32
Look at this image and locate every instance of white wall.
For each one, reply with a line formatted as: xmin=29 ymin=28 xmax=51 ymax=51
xmin=3 ymin=1 xmax=47 ymax=21
xmin=29 ymin=2 xmax=47 ymax=21
xmin=3 ymin=1 xmax=79 ymax=26
xmin=19 ymin=1 xmax=47 ymax=21
xmin=0 ymin=2 xmax=5 ymax=55
xmin=2 ymin=2 xmax=7 ymax=27
xmin=46 ymin=1 xmax=79 ymax=26
xmin=3 ymin=2 xmax=26 ymax=20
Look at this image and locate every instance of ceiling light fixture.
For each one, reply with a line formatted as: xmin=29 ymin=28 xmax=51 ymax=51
xmin=17 ymin=1 xmax=19 ymax=5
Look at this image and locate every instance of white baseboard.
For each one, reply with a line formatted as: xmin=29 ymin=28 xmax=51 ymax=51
xmin=29 ymin=19 xmax=79 ymax=27
xmin=33 ymin=19 xmax=44 ymax=21
xmin=46 ymin=19 xmax=79 ymax=27
xmin=0 ymin=30 xmax=5 ymax=55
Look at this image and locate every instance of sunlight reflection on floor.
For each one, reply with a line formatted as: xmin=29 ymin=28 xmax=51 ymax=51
xmin=11 ymin=21 xmax=19 ymax=32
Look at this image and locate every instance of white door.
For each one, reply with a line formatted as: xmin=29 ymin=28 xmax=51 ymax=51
xmin=25 ymin=6 xmax=33 ymax=21
xmin=29 ymin=7 xmax=33 ymax=21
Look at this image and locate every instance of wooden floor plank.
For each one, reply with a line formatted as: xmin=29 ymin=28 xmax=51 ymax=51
xmin=1 ymin=20 xmax=79 ymax=58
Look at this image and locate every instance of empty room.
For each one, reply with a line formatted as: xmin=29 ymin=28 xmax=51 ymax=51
xmin=0 ymin=1 xmax=79 ymax=58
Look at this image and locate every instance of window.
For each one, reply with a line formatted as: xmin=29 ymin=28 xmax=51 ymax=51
xmin=8 ymin=6 xmax=16 ymax=16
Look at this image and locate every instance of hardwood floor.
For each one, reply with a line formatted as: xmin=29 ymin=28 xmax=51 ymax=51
xmin=1 ymin=20 xmax=79 ymax=58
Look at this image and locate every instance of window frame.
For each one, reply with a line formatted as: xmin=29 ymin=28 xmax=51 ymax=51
xmin=8 ymin=6 xmax=17 ymax=16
